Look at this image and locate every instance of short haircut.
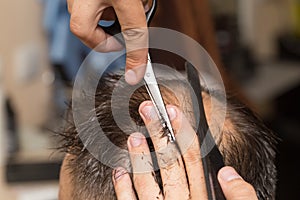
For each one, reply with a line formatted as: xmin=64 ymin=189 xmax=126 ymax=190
xmin=59 ymin=72 xmax=277 ymax=200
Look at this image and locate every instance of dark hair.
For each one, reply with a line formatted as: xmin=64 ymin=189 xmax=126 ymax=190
xmin=59 ymin=73 xmax=277 ymax=200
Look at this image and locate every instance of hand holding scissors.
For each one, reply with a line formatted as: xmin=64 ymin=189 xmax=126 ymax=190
xmin=98 ymin=0 xmax=176 ymax=143
xmin=67 ymin=0 xmax=150 ymax=84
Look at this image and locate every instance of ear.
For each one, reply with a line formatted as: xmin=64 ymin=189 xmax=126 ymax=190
xmin=59 ymin=154 xmax=74 ymax=200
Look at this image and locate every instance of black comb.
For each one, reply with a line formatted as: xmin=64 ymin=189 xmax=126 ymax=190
xmin=186 ymin=62 xmax=226 ymax=200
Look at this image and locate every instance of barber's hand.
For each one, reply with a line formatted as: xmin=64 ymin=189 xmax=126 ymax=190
xmin=67 ymin=0 xmax=148 ymax=85
xmin=112 ymin=101 xmax=258 ymax=199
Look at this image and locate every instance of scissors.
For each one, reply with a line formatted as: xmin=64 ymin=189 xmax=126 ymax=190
xmin=99 ymin=0 xmax=176 ymax=142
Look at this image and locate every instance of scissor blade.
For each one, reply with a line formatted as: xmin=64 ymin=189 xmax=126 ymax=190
xmin=144 ymin=56 xmax=176 ymax=142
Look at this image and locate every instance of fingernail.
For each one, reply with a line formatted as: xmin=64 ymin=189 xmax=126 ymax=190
xmin=141 ymin=105 xmax=157 ymax=120
xmin=220 ymin=167 xmax=242 ymax=182
xmin=167 ymin=107 xmax=177 ymax=121
xmin=129 ymin=133 xmax=144 ymax=147
xmin=114 ymin=167 xmax=127 ymax=181
xmin=125 ymin=66 xmax=145 ymax=85
xmin=125 ymin=70 xmax=137 ymax=85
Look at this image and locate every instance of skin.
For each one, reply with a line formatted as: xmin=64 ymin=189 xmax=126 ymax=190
xmin=112 ymin=101 xmax=258 ymax=200
xmin=59 ymin=156 xmax=73 ymax=200
xmin=67 ymin=0 xmax=149 ymax=85
xmin=58 ymin=99 xmax=258 ymax=199
xmin=65 ymin=2 xmax=259 ymax=198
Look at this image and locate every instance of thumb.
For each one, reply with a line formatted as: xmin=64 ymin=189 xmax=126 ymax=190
xmin=124 ymin=47 xmax=147 ymax=85
xmin=111 ymin=0 xmax=148 ymax=85
xmin=218 ymin=166 xmax=258 ymax=200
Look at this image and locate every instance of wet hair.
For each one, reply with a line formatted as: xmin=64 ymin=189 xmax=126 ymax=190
xmin=59 ymin=73 xmax=277 ymax=200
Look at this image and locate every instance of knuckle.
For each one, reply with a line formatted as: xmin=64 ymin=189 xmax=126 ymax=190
xmin=126 ymin=52 xmax=147 ymax=69
xmin=157 ymin=146 xmax=180 ymax=169
xmin=122 ymin=28 xmax=148 ymax=51
xmin=69 ymin=17 xmax=91 ymax=41
xmin=122 ymin=28 xmax=147 ymax=41
xmin=70 ymin=18 xmax=82 ymax=35
xmin=183 ymin=148 xmax=201 ymax=164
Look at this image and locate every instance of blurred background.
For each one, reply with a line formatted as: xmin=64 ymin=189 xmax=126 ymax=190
xmin=0 ymin=0 xmax=299 ymax=199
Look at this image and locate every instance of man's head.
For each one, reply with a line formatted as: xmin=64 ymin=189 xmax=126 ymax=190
xmin=59 ymin=72 xmax=277 ymax=200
